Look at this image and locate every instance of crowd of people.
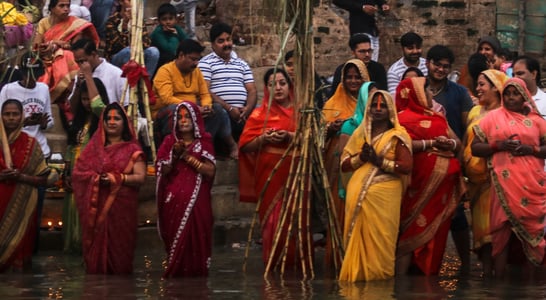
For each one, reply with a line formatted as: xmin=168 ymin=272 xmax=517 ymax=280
xmin=0 ymin=0 xmax=545 ymax=283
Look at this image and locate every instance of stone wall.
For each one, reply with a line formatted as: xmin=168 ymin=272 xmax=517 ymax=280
xmin=207 ymin=0 xmax=545 ymax=80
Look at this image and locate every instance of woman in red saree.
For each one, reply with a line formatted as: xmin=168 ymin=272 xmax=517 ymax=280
xmin=156 ymin=101 xmax=216 ymax=277
xmin=0 ymin=100 xmax=49 ymax=272
xmin=239 ymin=68 xmax=309 ymax=271
xmin=472 ymin=78 xmax=546 ymax=278
xmin=72 ymin=102 xmax=146 ymax=274
xmin=33 ymin=0 xmax=99 ymax=115
xmin=395 ymin=77 xmax=465 ymax=275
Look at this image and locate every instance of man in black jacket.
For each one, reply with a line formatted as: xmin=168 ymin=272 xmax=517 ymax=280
xmin=328 ymin=33 xmax=387 ymax=97
xmin=333 ymin=0 xmax=389 ymax=61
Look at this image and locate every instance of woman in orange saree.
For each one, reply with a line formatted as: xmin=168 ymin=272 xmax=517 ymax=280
xmin=472 ymin=78 xmax=546 ymax=278
xmin=395 ymin=77 xmax=465 ymax=275
xmin=462 ymin=69 xmax=507 ymax=276
xmin=72 ymin=102 xmax=146 ymax=274
xmin=322 ymin=59 xmax=369 ymax=230
xmin=0 ymin=100 xmax=49 ymax=272
xmin=239 ymin=68 xmax=309 ymax=271
xmin=33 ymin=0 xmax=99 ymax=117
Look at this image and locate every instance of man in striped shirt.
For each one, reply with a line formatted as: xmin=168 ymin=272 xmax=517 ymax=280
xmin=386 ymin=32 xmax=428 ymax=94
xmin=198 ymin=22 xmax=257 ymax=146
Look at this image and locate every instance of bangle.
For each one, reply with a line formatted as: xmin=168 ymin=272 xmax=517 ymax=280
xmin=228 ymin=106 xmax=234 ymax=112
xmin=121 ymin=174 xmax=127 ymax=184
xmin=450 ymin=139 xmax=457 ymax=151
xmin=350 ymin=155 xmax=364 ymax=169
xmin=421 ymin=140 xmax=426 ymax=151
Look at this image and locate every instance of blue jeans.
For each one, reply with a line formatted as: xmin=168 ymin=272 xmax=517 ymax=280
xmin=111 ymin=46 xmax=160 ymax=78
xmin=90 ymin=0 xmax=115 ymax=39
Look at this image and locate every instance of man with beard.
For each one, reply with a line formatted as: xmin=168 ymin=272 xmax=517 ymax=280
xmin=425 ymin=45 xmax=474 ymax=274
xmin=153 ymin=39 xmax=230 ymax=147
xmin=387 ymin=32 xmax=428 ymax=94
xmin=328 ymin=33 xmax=387 ymax=97
xmin=198 ymin=22 xmax=257 ymax=159
xmin=512 ymin=56 xmax=546 ymax=116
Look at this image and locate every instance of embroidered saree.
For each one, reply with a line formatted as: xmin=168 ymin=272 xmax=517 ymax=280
xmin=339 ymin=90 xmax=412 ymax=281
xmin=72 ymin=103 xmax=143 ymax=274
xmin=463 ymin=70 xmax=507 ymax=252
xmin=322 ymin=60 xmax=370 ymax=229
xmin=239 ymin=92 xmax=308 ymax=269
xmin=396 ymin=77 xmax=465 ymax=275
xmin=0 ymin=131 xmax=48 ymax=271
xmin=156 ymin=102 xmax=215 ymax=277
xmin=36 ymin=16 xmax=99 ymax=102
xmin=474 ymin=78 xmax=546 ymax=265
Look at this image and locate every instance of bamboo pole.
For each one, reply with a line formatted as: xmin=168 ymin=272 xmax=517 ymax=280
xmin=0 ymin=115 xmax=12 ymax=169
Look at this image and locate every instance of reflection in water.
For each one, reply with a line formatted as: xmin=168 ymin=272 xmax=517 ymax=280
xmin=0 ymin=241 xmax=546 ymax=298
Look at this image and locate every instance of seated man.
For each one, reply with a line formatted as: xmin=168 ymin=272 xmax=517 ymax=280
xmin=104 ymin=0 xmax=159 ymax=77
xmin=198 ymin=22 xmax=257 ymax=152
xmin=152 ymin=39 xmax=236 ymax=155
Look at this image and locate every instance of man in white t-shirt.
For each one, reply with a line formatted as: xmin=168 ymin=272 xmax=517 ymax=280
xmin=512 ymin=55 xmax=546 ymax=116
xmin=71 ymin=38 xmax=128 ymax=104
xmin=386 ymin=32 xmax=428 ymax=94
xmin=0 ymin=53 xmax=53 ymax=158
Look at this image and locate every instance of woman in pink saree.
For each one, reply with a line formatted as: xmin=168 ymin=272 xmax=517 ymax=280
xmin=33 ymin=0 xmax=99 ymax=115
xmin=472 ymin=78 xmax=546 ymax=278
xmin=72 ymin=102 xmax=146 ymax=274
xmin=156 ymin=101 xmax=216 ymax=277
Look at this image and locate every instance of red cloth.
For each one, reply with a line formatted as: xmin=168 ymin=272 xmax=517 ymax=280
xmin=238 ymin=87 xmax=312 ymax=269
xmin=156 ymin=102 xmax=215 ymax=277
xmin=0 ymin=132 xmax=43 ymax=271
xmin=72 ymin=102 xmax=143 ymax=274
xmin=121 ymin=60 xmax=157 ymax=105
xmin=396 ymin=77 xmax=463 ymax=275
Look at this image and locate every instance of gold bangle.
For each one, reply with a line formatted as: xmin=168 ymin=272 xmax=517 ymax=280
xmin=350 ymin=155 xmax=364 ymax=169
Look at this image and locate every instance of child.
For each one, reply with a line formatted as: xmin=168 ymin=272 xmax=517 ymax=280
xmin=151 ymin=3 xmax=188 ymax=70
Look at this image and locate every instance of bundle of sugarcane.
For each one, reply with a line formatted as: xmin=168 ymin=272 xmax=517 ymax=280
xmin=243 ymin=0 xmax=344 ymax=279
xmin=122 ymin=0 xmax=156 ymax=161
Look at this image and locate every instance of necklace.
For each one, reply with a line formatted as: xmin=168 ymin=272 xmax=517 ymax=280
xmin=182 ymin=72 xmax=192 ymax=88
xmin=430 ymin=84 xmax=445 ymax=96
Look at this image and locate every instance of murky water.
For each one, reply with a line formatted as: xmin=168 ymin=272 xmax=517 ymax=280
xmin=1 ymin=230 xmax=546 ymax=299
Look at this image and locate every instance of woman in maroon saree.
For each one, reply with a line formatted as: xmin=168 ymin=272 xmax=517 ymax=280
xmin=0 ymin=100 xmax=49 ymax=272
xmin=395 ymin=77 xmax=466 ymax=275
xmin=156 ymin=101 xmax=216 ymax=277
xmin=72 ymin=102 xmax=146 ymax=274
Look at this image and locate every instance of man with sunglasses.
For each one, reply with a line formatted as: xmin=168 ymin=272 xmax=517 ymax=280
xmin=328 ymin=33 xmax=387 ymax=97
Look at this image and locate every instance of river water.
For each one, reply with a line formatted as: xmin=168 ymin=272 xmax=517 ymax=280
xmin=1 ymin=229 xmax=546 ymax=299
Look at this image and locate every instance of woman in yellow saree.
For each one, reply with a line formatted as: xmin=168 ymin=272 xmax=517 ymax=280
xmin=33 ymin=0 xmax=99 ymax=120
xmin=339 ymin=90 xmax=412 ymax=281
xmin=322 ymin=59 xmax=369 ymax=230
xmin=462 ymin=69 xmax=507 ymax=277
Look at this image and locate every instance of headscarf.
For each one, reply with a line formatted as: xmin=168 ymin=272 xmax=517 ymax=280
xmin=481 ymin=69 xmax=508 ymax=93
xmin=0 ymin=100 xmax=24 ymax=144
xmin=395 ymin=77 xmax=433 ymax=115
xmin=172 ymin=101 xmax=211 ymax=142
xmin=323 ymin=59 xmax=369 ymax=122
xmin=501 ymin=77 xmax=540 ymax=114
xmin=340 ymin=81 xmax=374 ymax=136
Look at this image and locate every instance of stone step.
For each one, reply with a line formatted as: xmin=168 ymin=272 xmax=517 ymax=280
xmin=38 ymin=218 xmax=256 ymax=252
